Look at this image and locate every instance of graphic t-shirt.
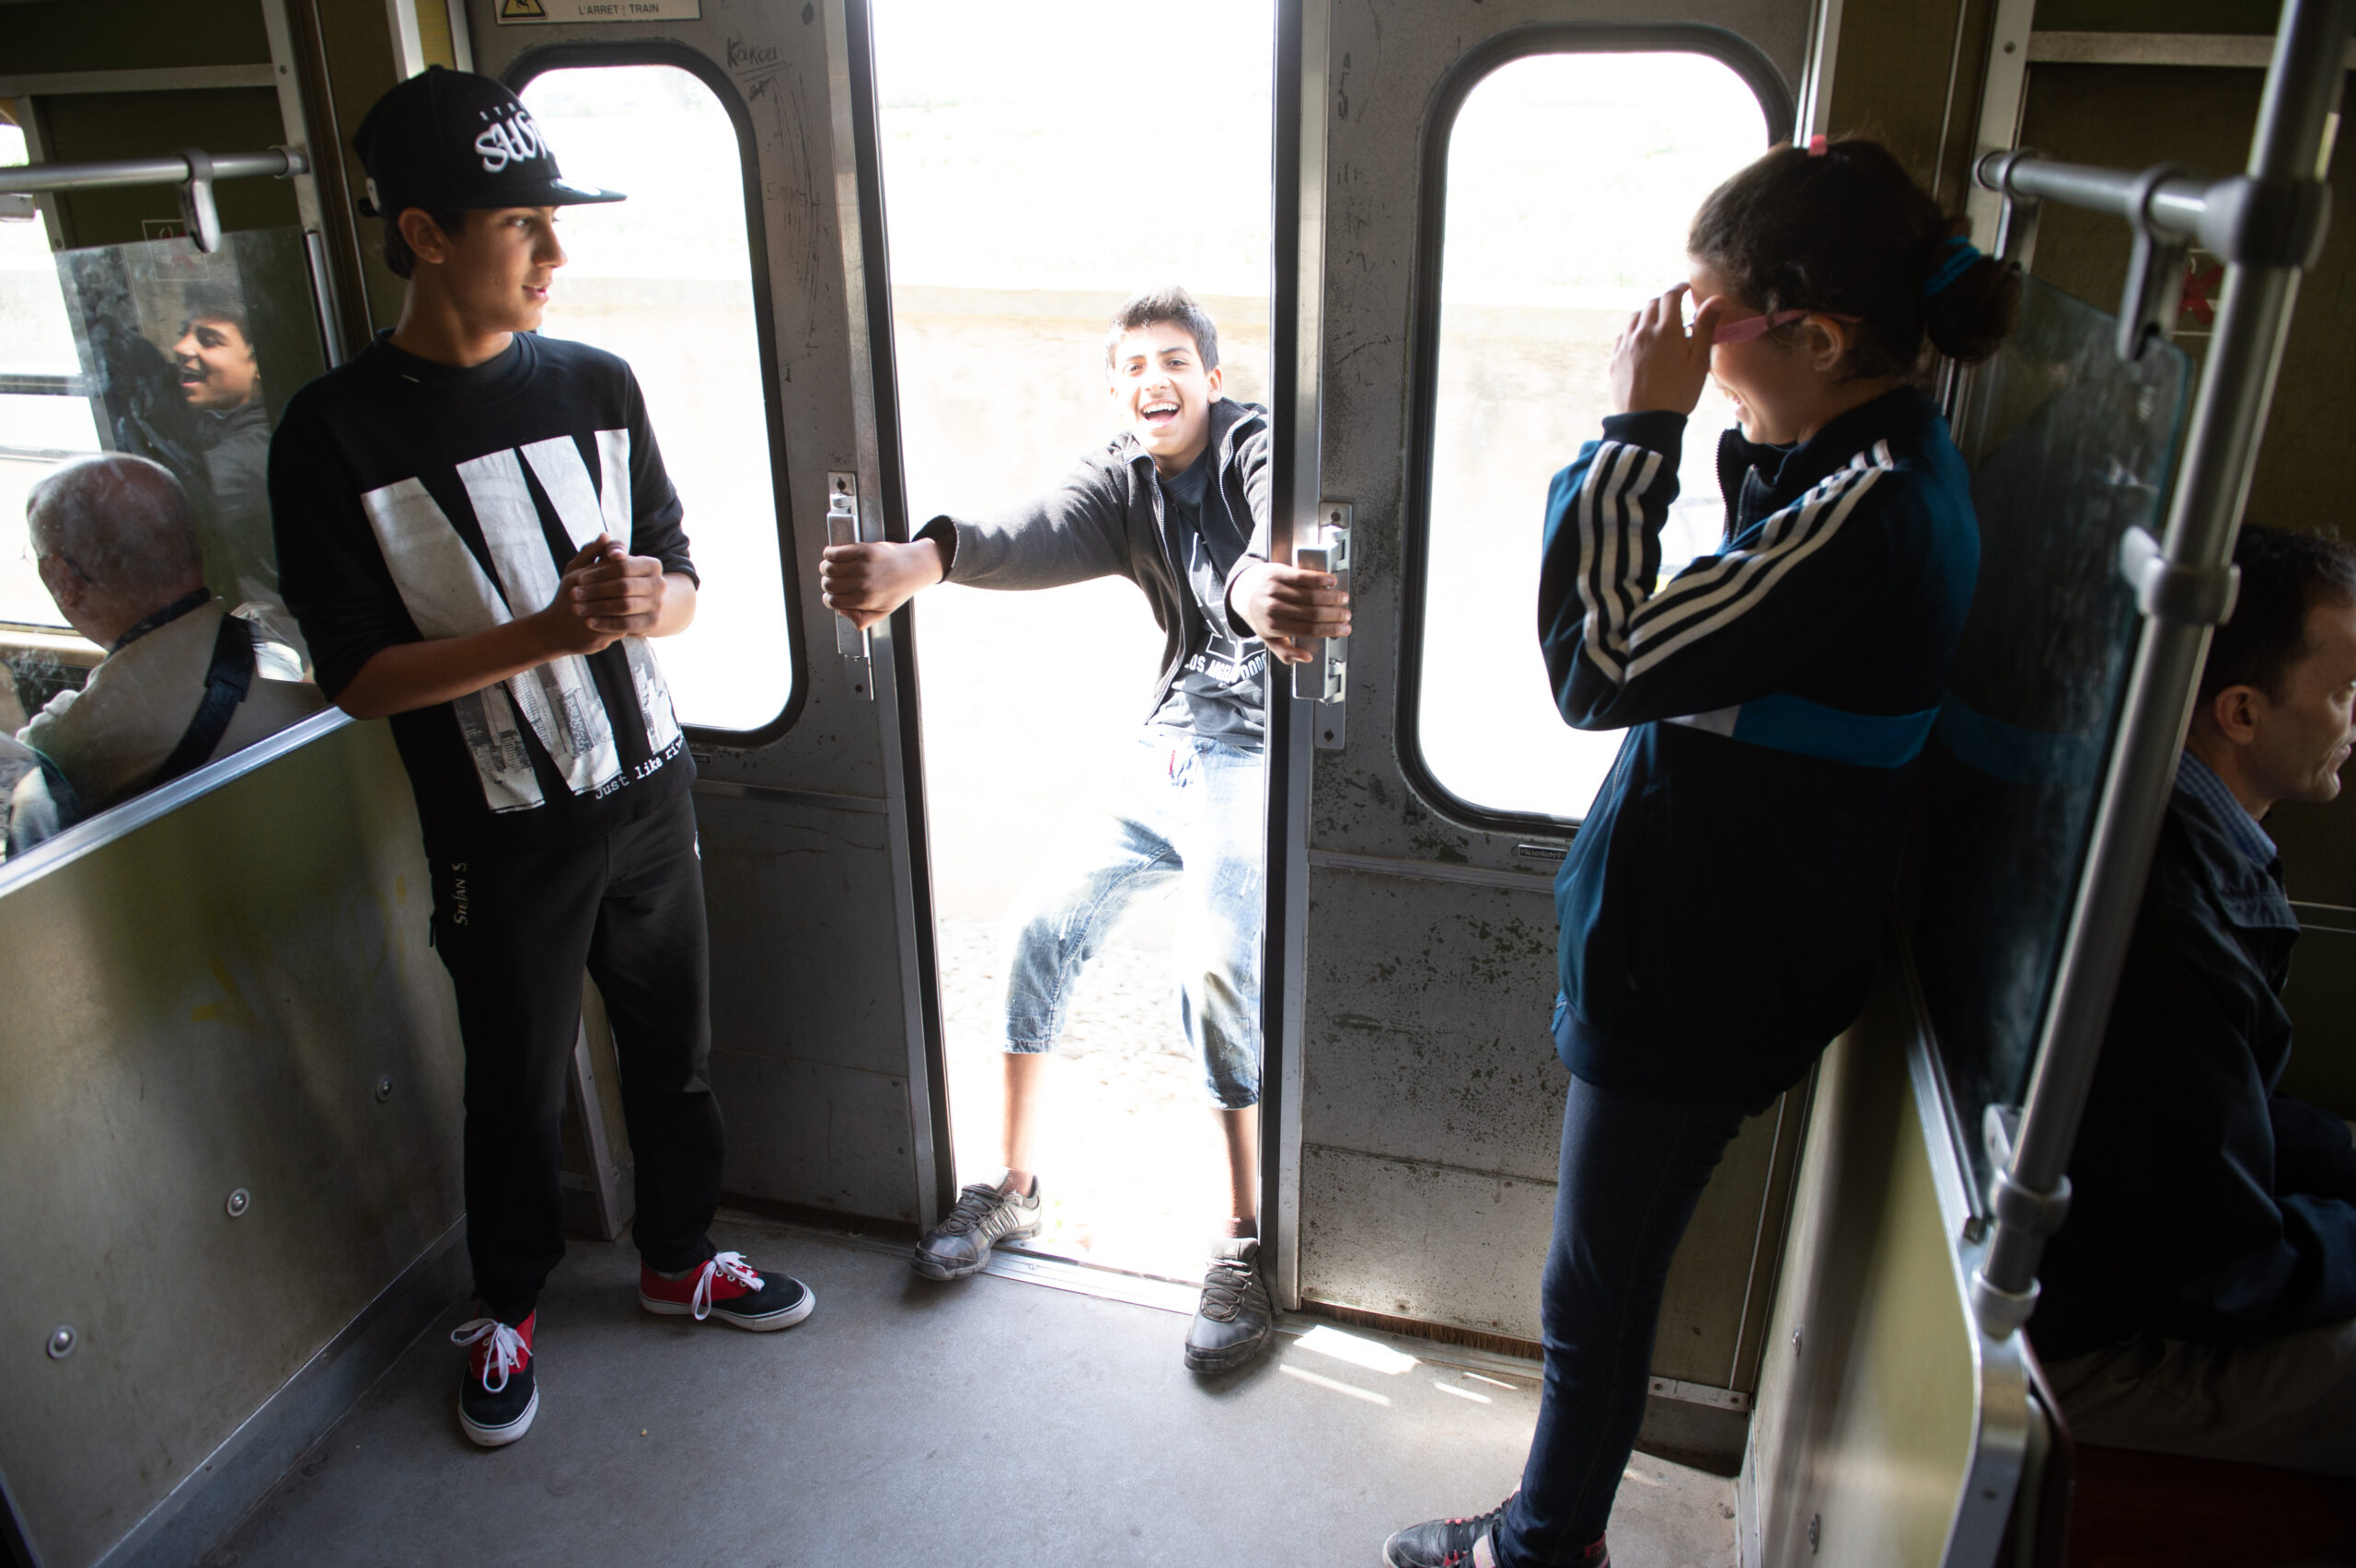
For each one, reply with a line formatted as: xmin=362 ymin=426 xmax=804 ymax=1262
xmin=270 ymin=330 xmax=695 ymax=857
xmin=1148 ymin=447 xmax=1267 ymax=748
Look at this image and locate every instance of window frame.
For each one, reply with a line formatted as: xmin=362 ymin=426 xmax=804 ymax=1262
xmin=504 ymin=41 xmax=811 ymax=747
xmin=1396 ymin=25 xmax=1793 ymax=838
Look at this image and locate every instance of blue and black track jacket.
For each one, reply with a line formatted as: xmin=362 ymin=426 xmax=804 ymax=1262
xmin=1542 ymin=387 xmax=1979 ymax=1112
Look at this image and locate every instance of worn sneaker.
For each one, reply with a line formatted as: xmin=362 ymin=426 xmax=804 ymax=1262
xmin=1183 ymin=1236 xmax=1274 ymax=1372
xmin=911 ymin=1179 xmax=1043 ymax=1280
xmin=639 ymin=1251 xmax=814 ymax=1330
xmin=452 ymin=1312 xmax=537 ymax=1447
xmin=1381 ymin=1498 xmax=1608 ymax=1568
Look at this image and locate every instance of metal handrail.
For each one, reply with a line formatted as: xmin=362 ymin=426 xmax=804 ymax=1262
xmin=0 ymin=146 xmax=308 ymax=196
xmin=0 ymin=146 xmax=309 ymax=254
xmin=1965 ymin=0 xmax=2352 ymax=1340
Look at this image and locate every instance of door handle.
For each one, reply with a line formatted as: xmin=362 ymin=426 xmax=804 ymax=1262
xmin=826 ymin=471 xmax=873 ymax=701
xmin=1290 ymin=501 xmax=1350 ymax=750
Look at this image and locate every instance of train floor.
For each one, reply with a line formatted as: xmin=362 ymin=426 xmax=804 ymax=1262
xmin=197 ymin=1213 xmax=1740 ymax=1568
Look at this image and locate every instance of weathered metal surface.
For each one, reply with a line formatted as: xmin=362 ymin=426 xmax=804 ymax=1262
xmin=1296 ymin=833 xmax=1803 ymax=1388
xmin=1744 ymin=965 xmax=2025 ymax=1568
xmin=0 ymin=721 xmax=463 ymax=1568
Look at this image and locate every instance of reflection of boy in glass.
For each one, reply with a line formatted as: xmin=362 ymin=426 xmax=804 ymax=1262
xmin=172 ymin=303 xmax=262 ymax=413
xmin=167 ymin=296 xmax=294 ymax=654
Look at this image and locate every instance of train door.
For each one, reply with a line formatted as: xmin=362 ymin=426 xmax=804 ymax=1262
xmin=866 ymin=1 xmax=1278 ymax=1285
xmin=467 ymin=2 xmax=954 ymax=1232
xmin=1263 ymin=0 xmax=1816 ymax=1464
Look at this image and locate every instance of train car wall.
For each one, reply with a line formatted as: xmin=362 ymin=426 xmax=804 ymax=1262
xmin=0 ymin=721 xmax=468 ymax=1568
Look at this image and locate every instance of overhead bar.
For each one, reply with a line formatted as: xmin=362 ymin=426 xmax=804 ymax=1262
xmin=0 ymin=146 xmax=309 ymax=197
xmin=0 ymin=146 xmax=310 ymax=255
xmin=1964 ymin=0 xmax=2353 ymax=1341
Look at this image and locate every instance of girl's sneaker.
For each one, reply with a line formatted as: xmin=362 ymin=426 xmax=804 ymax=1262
xmin=1381 ymin=1495 xmax=1609 ymax=1568
xmin=451 ymin=1312 xmax=537 ymax=1447
xmin=639 ymin=1251 xmax=814 ymax=1330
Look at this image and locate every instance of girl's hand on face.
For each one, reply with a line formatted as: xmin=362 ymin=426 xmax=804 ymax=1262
xmin=1611 ymin=283 xmax=1723 ymax=418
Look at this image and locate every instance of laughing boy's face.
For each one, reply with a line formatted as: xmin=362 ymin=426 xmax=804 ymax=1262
xmin=1108 ymin=321 xmax=1221 ymax=478
xmin=171 ymin=316 xmax=260 ymax=411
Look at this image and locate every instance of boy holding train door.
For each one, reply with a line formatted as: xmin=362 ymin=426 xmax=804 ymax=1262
xmin=1386 ymin=137 xmax=2016 ymax=1567
xmin=819 ymin=285 xmax=1348 ymax=1372
xmin=269 ymin=67 xmax=812 ymax=1452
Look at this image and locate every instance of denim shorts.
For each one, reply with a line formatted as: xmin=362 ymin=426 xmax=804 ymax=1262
xmin=999 ymin=730 xmax=1265 ymax=1109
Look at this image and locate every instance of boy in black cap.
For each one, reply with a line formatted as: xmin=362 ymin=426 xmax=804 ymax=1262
xmin=269 ymin=67 xmax=811 ymax=1450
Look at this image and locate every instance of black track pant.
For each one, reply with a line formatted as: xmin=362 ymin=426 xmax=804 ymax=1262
xmin=431 ymin=793 xmax=723 ymax=1322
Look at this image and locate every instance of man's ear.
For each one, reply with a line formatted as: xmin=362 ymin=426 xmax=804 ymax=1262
xmin=2209 ymin=683 xmax=2267 ymax=746
xmin=397 ymin=207 xmax=452 ymax=268
xmin=1205 ymin=363 xmax=1224 ymax=399
xmin=35 ymin=551 xmax=87 ymax=617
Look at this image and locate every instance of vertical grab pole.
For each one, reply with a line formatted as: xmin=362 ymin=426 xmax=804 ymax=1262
xmin=1261 ymin=0 xmax=1331 ymax=1313
xmin=1969 ymin=0 xmax=2353 ymax=1338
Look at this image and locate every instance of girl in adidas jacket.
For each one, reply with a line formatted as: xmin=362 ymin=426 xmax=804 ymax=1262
xmin=1383 ymin=138 xmax=2019 ymax=1568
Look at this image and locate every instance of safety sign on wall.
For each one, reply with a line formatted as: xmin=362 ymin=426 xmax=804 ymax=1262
xmin=498 ymin=0 xmax=701 ymax=21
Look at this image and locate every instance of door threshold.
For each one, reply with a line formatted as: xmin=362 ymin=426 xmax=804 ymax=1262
xmin=717 ymin=1208 xmax=1545 ymax=1383
xmin=981 ymin=1244 xmax=1202 ymax=1313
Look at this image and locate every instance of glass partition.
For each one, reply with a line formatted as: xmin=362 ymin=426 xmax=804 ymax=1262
xmin=1912 ymin=275 xmax=2190 ymax=1192
xmin=2 ymin=218 xmax=329 ymax=861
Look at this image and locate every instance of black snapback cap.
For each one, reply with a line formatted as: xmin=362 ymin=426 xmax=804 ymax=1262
xmin=352 ymin=65 xmax=623 ymax=218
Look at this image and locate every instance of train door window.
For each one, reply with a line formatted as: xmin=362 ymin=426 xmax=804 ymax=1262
xmin=1411 ymin=51 xmax=1773 ymax=825
xmin=874 ymin=0 xmax=1273 ymax=1279
xmin=516 ymin=63 xmax=795 ymax=734
xmin=1 ymin=121 xmax=98 ymax=633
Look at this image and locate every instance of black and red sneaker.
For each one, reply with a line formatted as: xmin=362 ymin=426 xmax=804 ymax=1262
xmin=639 ymin=1251 xmax=814 ymax=1331
xmin=451 ymin=1311 xmax=537 ymax=1447
xmin=1381 ymin=1494 xmax=1610 ymax=1568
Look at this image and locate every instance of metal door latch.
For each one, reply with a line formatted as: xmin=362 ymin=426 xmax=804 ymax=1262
xmin=1291 ymin=501 xmax=1350 ymax=751
xmin=826 ymin=471 xmax=872 ymax=701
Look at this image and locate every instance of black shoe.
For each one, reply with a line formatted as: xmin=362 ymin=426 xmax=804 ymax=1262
xmin=452 ymin=1311 xmax=537 ymax=1447
xmin=912 ymin=1180 xmax=1043 ymax=1280
xmin=1183 ymin=1236 xmax=1273 ymax=1372
xmin=1382 ymin=1498 xmax=1608 ymax=1568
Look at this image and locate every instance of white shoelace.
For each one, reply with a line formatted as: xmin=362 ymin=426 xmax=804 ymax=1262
xmin=690 ymin=1251 xmax=763 ymax=1321
xmin=450 ymin=1318 xmax=527 ymax=1392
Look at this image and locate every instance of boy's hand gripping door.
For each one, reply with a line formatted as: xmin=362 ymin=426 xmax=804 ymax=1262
xmin=1291 ymin=499 xmax=1350 ymax=749
xmin=826 ymin=471 xmax=872 ymax=701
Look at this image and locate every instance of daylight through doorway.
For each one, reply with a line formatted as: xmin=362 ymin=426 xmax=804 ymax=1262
xmin=872 ymin=0 xmax=1276 ymax=1282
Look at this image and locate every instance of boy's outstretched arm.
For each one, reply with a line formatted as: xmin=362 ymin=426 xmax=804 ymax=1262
xmin=820 ymin=536 xmax=949 ymax=630
xmin=1230 ymin=560 xmax=1351 ymax=664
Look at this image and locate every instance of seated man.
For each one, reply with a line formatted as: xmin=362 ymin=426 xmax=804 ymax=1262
xmin=2032 ymin=524 xmax=2356 ymax=1474
xmin=10 ymin=454 xmax=320 ymax=848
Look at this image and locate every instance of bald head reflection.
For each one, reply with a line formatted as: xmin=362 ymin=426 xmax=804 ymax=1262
xmin=27 ymin=455 xmax=207 ymax=647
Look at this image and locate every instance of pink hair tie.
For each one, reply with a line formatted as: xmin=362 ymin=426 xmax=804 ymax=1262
xmin=1807 ymin=133 xmax=1829 ymax=156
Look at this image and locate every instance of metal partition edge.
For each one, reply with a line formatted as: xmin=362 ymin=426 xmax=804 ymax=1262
xmin=1262 ymin=0 xmax=1329 ymax=1315
xmin=0 ymin=709 xmax=352 ymax=900
xmin=1897 ymin=954 xmax=2031 ymax=1568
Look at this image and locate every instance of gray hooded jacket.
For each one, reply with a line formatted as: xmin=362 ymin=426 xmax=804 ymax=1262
xmin=917 ymin=398 xmax=1272 ymax=722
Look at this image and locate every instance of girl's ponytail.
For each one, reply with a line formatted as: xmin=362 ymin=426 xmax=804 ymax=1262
xmin=1921 ymin=235 xmax=2018 ymax=365
xmin=1690 ymin=135 xmax=2020 ymax=377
